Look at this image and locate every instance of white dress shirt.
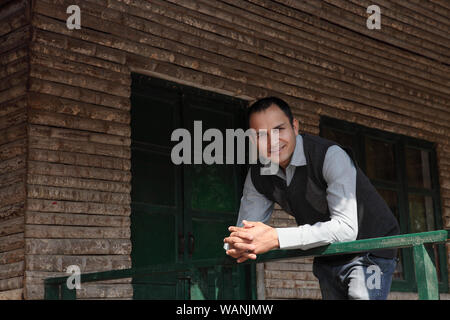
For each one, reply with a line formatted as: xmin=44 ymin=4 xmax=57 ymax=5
xmin=235 ymin=134 xmax=358 ymax=250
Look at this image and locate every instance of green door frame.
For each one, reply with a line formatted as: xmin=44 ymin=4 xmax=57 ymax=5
xmin=130 ymin=74 xmax=255 ymax=299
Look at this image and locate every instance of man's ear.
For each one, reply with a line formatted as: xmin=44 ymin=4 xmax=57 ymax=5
xmin=292 ymin=118 xmax=299 ymax=135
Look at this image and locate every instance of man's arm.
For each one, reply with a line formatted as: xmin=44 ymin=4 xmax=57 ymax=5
xmin=228 ymin=145 xmax=358 ymax=256
xmin=224 ymin=169 xmax=274 ymax=256
xmin=236 ymin=169 xmax=274 ymax=227
xmin=276 ymin=145 xmax=358 ymax=250
xmin=227 ymin=145 xmax=358 ymax=257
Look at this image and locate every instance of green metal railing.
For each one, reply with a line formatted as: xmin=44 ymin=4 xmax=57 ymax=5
xmin=44 ymin=230 xmax=449 ymax=300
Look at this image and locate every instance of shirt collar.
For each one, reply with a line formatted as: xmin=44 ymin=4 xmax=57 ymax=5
xmin=289 ymin=134 xmax=307 ymax=167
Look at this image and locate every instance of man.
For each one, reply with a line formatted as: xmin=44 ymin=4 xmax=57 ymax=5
xmin=223 ymin=97 xmax=400 ymax=300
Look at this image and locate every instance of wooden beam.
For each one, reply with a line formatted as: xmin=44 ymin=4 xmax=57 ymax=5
xmin=255 ymin=230 xmax=448 ymax=263
xmin=412 ymin=244 xmax=439 ymax=300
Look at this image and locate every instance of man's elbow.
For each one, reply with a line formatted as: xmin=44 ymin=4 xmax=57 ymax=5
xmin=334 ymin=222 xmax=358 ymax=243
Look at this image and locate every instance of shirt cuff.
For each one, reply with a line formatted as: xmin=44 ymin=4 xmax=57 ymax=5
xmin=276 ymin=227 xmax=303 ymax=250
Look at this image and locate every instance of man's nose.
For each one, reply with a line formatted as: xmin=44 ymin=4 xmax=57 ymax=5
xmin=266 ymin=133 xmax=271 ymax=150
xmin=268 ymin=131 xmax=280 ymax=149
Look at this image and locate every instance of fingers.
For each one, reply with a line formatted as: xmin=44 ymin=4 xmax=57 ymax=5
xmin=225 ymin=222 xmax=260 ymax=263
xmin=229 ymin=231 xmax=253 ymax=241
xmin=226 ymin=248 xmax=247 ymax=258
xmin=226 ymin=249 xmax=257 ymax=263
xmin=225 ymin=248 xmax=242 ymax=259
xmin=237 ymin=252 xmax=257 ymax=263
xmin=225 ymin=226 xmax=253 ymax=243
xmin=228 ymin=221 xmax=255 ymax=233
xmin=223 ymin=237 xmax=256 ymax=252
xmin=228 ymin=226 xmax=245 ymax=233
xmin=242 ymin=220 xmax=256 ymax=228
xmin=223 ymin=236 xmax=253 ymax=246
xmin=230 ymin=241 xmax=256 ymax=252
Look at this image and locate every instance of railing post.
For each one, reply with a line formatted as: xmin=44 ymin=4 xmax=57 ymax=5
xmin=61 ymin=281 xmax=77 ymax=300
xmin=42 ymin=231 xmax=448 ymax=300
xmin=412 ymin=244 xmax=439 ymax=300
xmin=44 ymin=283 xmax=61 ymax=300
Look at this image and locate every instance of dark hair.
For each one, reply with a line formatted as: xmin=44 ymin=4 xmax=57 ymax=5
xmin=247 ymin=96 xmax=294 ymax=126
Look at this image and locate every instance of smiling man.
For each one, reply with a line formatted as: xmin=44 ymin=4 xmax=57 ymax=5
xmin=223 ymin=97 xmax=400 ymax=300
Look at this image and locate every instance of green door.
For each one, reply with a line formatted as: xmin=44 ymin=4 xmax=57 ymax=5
xmin=130 ymin=75 xmax=253 ymax=299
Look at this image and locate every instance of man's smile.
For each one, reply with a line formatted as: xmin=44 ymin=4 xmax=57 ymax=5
xmin=269 ymin=143 xmax=286 ymax=155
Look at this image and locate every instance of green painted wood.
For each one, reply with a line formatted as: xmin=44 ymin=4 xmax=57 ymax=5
xmin=44 ymin=283 xmax=60 ymax=300
xmin=254 ymin=230 xmax=448 ymax=264
xmin=413 ymin=244 xmax=439 ymax=300
xmin=44 ymin=263 xmax=186 ymax=286
xmin=44 ymin=230 xmax=448 ymax=300
xmin=130 ymin=82 xmax=185 ymax=299
xmin=61 ymin=283 xmax=76 ymax=300
xmin=181 ymin=94 xmax=251 ymax=300
xmin=43 ymin=76 xmax=251 ymax=300
xmin=128 ymin=75 xmax=251 ymax=300
xmin=320 ymin=117 xmax=447 ymax=291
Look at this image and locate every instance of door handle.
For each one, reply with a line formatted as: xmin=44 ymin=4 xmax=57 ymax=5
xmin=188 ymin=232 xmax=195 ymax=257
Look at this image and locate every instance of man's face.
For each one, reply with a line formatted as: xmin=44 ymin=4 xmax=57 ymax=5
xmin=249 ymin=104 xmax=299 ymax=169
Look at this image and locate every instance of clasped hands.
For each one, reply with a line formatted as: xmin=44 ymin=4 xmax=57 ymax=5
xmin=223 ymin=220 xmax=280 ymax=263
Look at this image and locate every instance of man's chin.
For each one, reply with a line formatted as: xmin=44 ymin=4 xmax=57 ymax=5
xmin=260 ymin=150 xmax=289 ymax=166
xmin=267 ymin=156 xmax=288 ymax=166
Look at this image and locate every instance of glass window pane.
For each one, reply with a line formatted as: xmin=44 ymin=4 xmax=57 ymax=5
xmin=131 ymin=95 xmax=176 ymax=147
xmin=392 ymin=250 xmax=404 ymax=280
xmin=377 ymin=189 xmax=403 ymax=280
xmin=408 ymin=194 xmax=434 ymax=233
xmin=431 ymin=244 xmax=442 ymax=282
xmin=131 ymin=149 xmax=176 ymax=206
xmin=406 ymin=148 xmax=432 ymax=189
xmin=377 ymin=189 xmax=399 ymax=222
xmin=321 ymin=127 xmax=356 ymax=154
xmin=186 ymin=105 xmax=237 ymax=213
xmin=320 ymin=119 xmax=446 ymax=287
xmin=365 ymin=137 xmax=396 ymax=181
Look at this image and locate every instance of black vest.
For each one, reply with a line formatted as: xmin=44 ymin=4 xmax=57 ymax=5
xmin=250 ymin=134 xmax=400 ymax=263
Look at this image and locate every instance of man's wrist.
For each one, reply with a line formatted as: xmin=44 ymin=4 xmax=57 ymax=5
xmin=271 ymin=227 xmax=280 ymax=250
xmin=276 ymin=227 xmax=302 ymax=250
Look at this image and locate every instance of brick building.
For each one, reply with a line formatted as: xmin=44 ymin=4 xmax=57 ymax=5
xmin=0 ymin=0 xmax=449 ymax=299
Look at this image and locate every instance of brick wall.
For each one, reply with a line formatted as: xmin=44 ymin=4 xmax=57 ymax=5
xmin=25 ymin=0 xmax=133 ymax=300
xmin=0 ymin=0 xmax=31 ymax=300
xmin=0 ymin=0 xmax=448 ymax=299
